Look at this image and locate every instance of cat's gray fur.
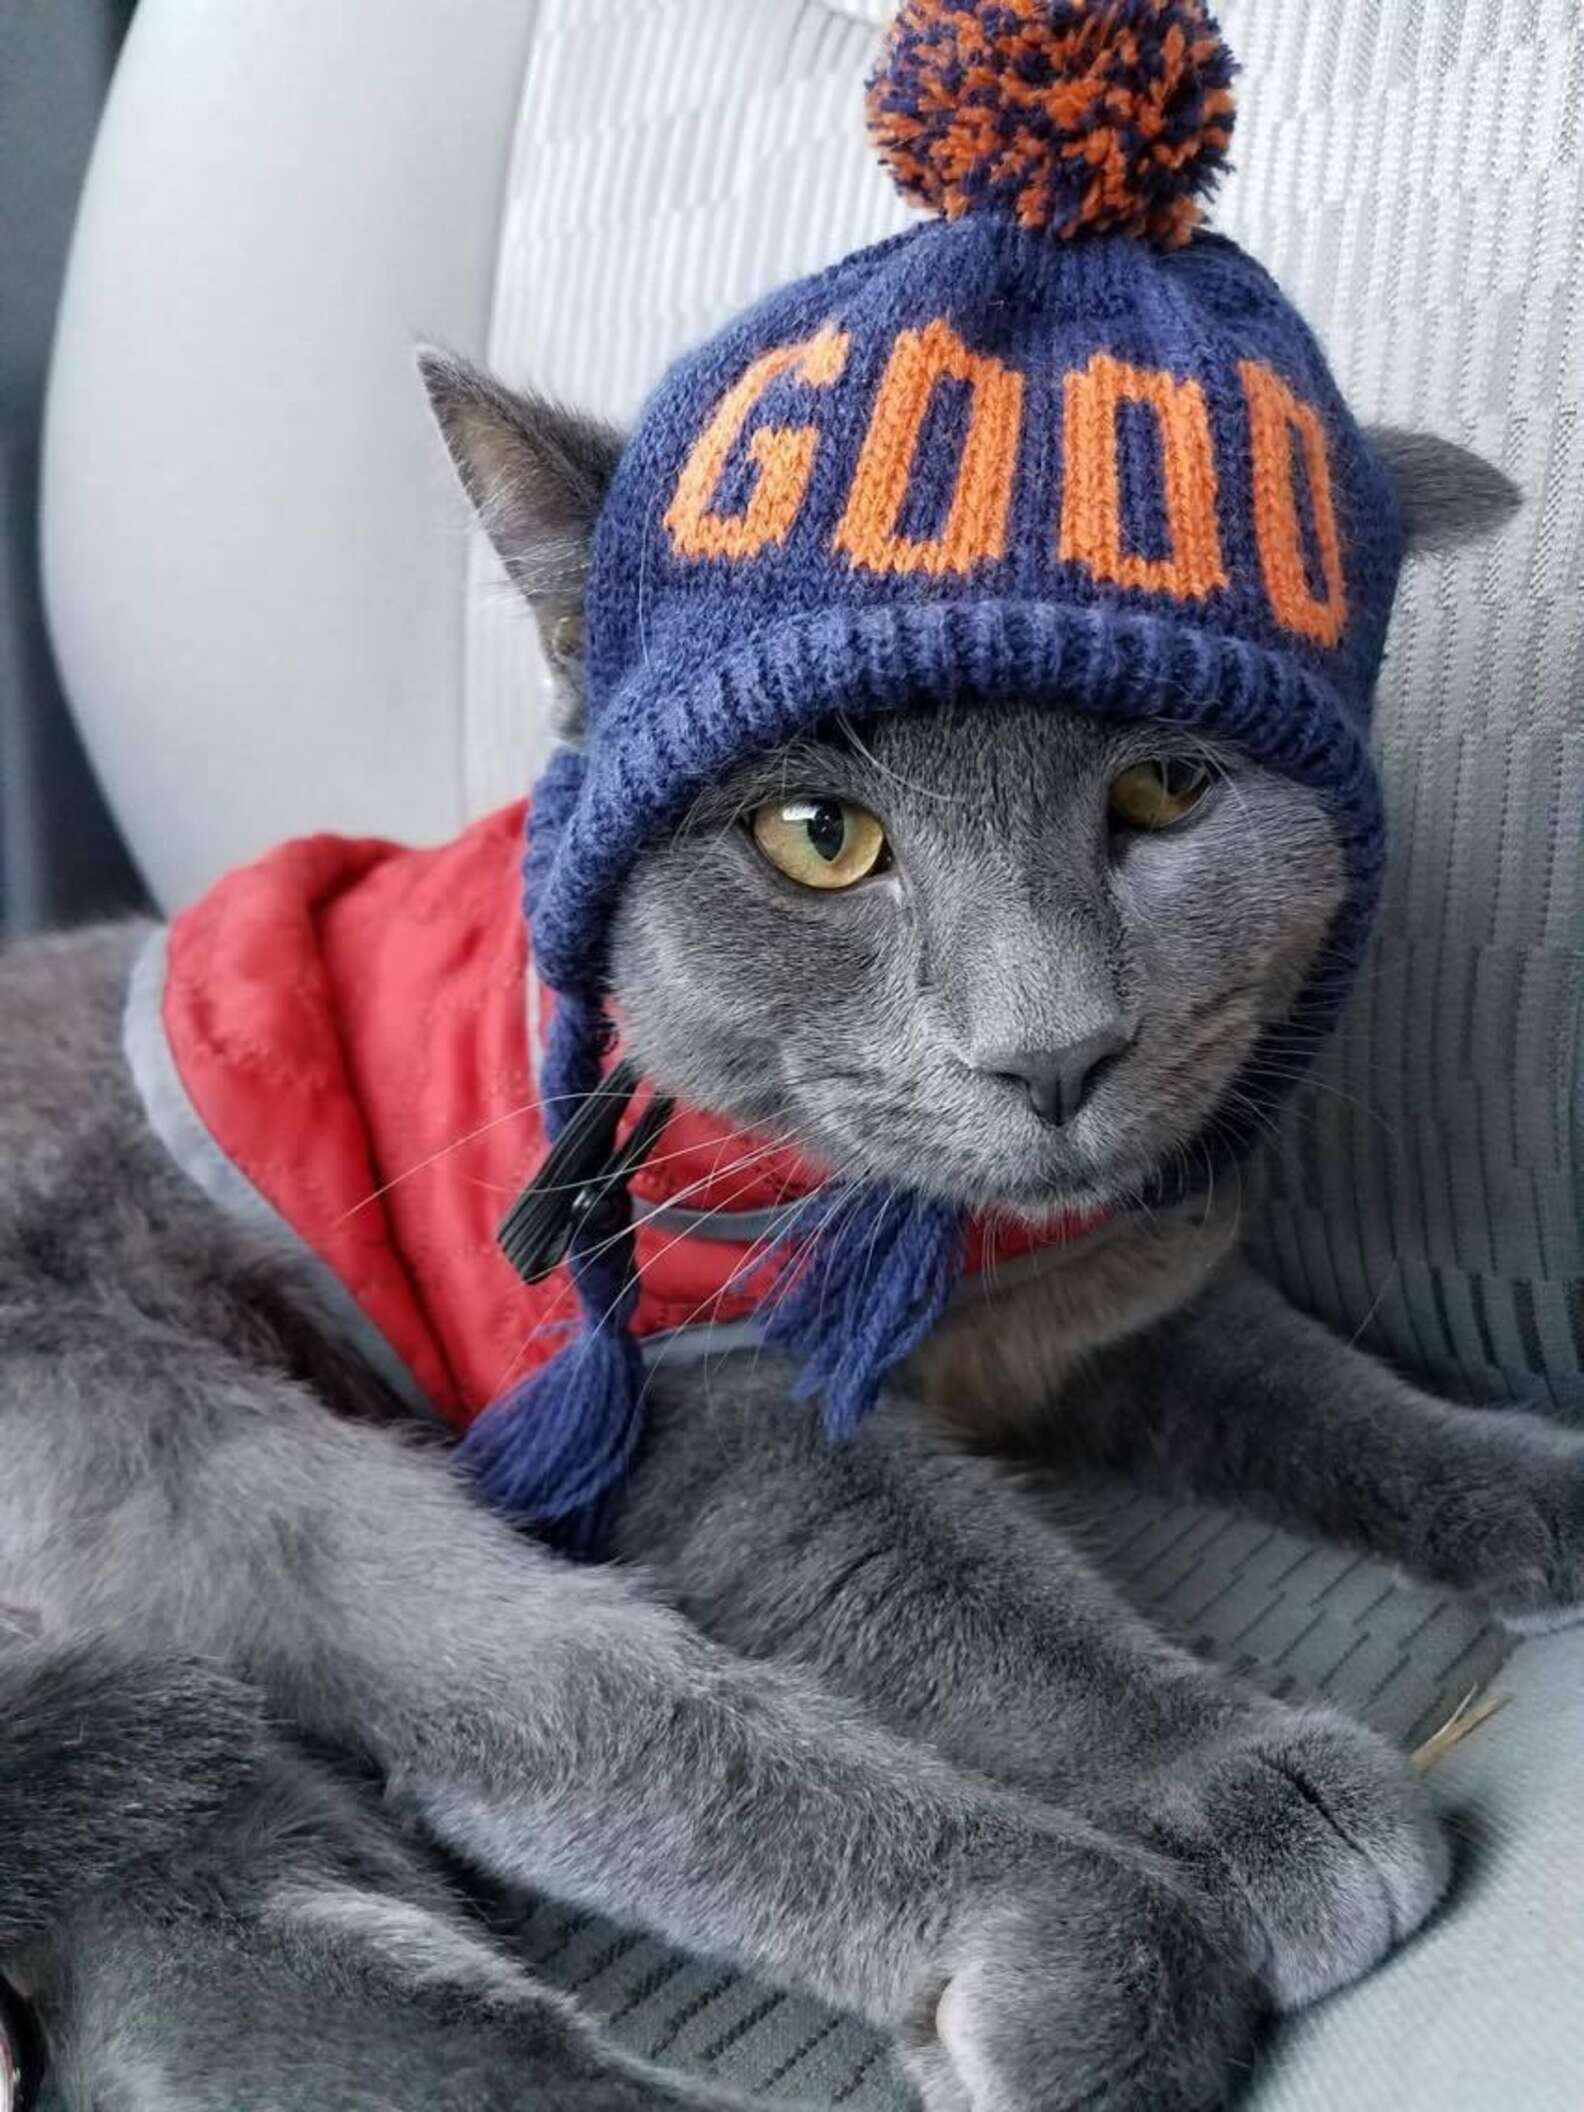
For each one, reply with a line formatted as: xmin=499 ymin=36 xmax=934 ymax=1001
xmin=0 ymin=358 xmax=1564 ymax=2112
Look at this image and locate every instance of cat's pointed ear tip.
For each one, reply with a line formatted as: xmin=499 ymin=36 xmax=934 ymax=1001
xmin=1366 ymin=426 xmax=1524 ymax=551
xmin=414 ymin=347 xmax=530 ymax=447
xmin=414 ymin=343 xmax=479 ymax=415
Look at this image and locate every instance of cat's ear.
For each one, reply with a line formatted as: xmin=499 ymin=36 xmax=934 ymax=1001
xmin=1365 ymin=428 xmax=1522 ymax=554
xmin=418 ymin=348 xmax=624 ymax=743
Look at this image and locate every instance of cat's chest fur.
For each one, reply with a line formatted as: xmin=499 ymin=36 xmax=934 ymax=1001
xmin=909 ymin=1195 xmax=1242 ymax=1448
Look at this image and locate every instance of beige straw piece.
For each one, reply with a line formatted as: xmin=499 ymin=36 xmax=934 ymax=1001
xmin=1410 ymin=1684 xmax=1511 ymax=1776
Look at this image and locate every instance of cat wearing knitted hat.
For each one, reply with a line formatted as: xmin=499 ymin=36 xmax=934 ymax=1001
xmin=3 ymin=3 xmax=1573 ymax=2109
xmin=440 ymin=0 xmax=1402 ymax=1539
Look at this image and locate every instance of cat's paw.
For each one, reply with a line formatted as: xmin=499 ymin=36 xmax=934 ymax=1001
xmin=1154 ymin=1710 xmax=1449 ymax=2012
xmin=902 ymin=1863 xmax=1264 ymax=2111
xmin=1428 ymin=1428 xmax=1584 ymax=1632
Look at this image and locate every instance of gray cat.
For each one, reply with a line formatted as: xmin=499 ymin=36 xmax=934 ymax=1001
xmin=0 ymin=360 xmax=1572 ymax=2112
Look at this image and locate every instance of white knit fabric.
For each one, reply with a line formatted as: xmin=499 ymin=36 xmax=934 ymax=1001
xmin=1218 ymin=0 xmax=1583 ymax=1418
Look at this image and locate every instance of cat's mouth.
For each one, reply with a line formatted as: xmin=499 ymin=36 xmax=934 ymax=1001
xmin=779 ymin=1104 xmax=1173 ymax=1222
xmin=777 ymin=1054 xmax=1250 ymax=1223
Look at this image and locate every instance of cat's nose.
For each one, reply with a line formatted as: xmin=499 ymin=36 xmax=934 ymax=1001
xmin=977 ymin=1029 xmax=1131 ymax=1127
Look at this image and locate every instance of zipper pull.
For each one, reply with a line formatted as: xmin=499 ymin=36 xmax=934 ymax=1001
xmin=498 ymin=1060 xmax=675 ymax=1285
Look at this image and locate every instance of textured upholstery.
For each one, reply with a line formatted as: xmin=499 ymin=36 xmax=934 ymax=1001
xmin=39 ymin=2 xmax=1584 ymax=2106
xmin=1219 ymin=1 xmax=1584 ymax=1422
xmin=1251 ymin=1620 xmax=1584 ymax=2112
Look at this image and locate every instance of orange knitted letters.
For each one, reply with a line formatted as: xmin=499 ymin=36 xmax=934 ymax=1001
xmin=665 ymin=327 xmax=851 ymax=561
xmin=834 ymin=319 xmax=1024 ymax=576
xmin=1058 ymin=352 xmax=1226 ymax=600
xmin=665 ymin=324 xmax=1348 ymax=651
xmin=1240 ymin=359 xmax=1348 ymax=647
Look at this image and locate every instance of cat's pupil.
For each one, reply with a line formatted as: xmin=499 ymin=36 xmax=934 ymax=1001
xmin=805 ymin=802 xmax=847 ymax=862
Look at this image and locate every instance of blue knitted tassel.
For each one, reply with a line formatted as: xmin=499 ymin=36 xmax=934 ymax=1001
xmin=763 ymin=1187 xmax=964 ymax=1438
xmin=457 ymin=1239 xmax=644 ymax=1557
xmin=458 ymin=987 xmax=647 ymax=1558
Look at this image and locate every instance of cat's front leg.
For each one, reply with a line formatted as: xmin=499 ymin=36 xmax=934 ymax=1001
xmin=1 ymin=1315 xmax=1263 ymax=2110
xmin=622 ymin=1362 xmax=1449 ymax=2020
xmin=24 ymin=1720 xmax=778 ymax=2112
xmin=1051 ymin=1261 xmax=1584 ymax=1632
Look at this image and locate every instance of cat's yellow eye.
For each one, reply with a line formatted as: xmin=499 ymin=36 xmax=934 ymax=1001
xmin=1108 ymin=758 xmax=1213 ymax=832
xmin=751 ymin=798 xmax=888 ymax=890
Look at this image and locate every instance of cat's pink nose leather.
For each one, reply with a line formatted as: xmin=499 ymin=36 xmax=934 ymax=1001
xmin=978 ymin=1029 xmax=1130 ymax=1127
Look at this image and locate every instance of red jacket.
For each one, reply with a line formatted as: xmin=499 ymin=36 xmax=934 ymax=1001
xmin=124 ymin=804 xmax=1092 ymax=1431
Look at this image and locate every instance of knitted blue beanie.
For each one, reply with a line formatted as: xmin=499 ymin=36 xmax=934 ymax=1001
xmin=462 ymin=0 xmax=1402 ymax=1548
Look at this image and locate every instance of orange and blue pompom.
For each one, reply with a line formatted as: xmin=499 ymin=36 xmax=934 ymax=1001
xmin=869 ymin=0 xmax=1237 ymax=248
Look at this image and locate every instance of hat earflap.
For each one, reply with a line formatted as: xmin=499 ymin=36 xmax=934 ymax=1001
xmin=462 ymin=750 xmax=965 ymax=1553
xmin=456 ymin=989 xmax=646 ymax=1557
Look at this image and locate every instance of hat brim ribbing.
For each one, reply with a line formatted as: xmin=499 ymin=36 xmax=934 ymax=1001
xmin=531 ymin=598 xmax=1383 ymax=1175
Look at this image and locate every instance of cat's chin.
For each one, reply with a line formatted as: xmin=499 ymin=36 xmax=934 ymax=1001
xmin=909 ymin=1162 xmax=1140 ymax=1227
xmin=916 ymin=1113 xmax=1244 ymax=1223
xmin=724 ymin=1101 xmax=1176 ymax=1225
